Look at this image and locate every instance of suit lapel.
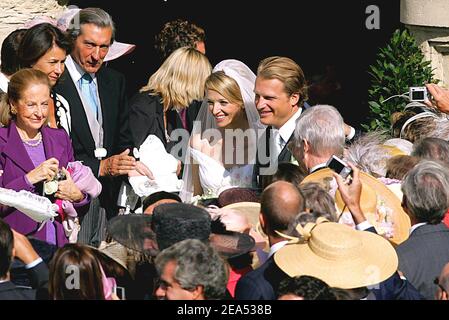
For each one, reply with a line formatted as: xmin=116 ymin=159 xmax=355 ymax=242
xmin=2 ymin=122 xmax=35 ymax=173
xmin=186 ymin=100 xmax=202 ymax=132
xmin=166 ymin=109 xmax=183 ymax=135
xmin=55 ymin=70 xmax=95 ymax=152
xmin=278 ymin=134 xmax=293 ymax=162
xmin=156 ymin=102 xmax=166 ymax=142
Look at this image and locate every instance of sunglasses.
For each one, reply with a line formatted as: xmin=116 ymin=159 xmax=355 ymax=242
xmin=434 ymin=276 xmax=446 ymax=293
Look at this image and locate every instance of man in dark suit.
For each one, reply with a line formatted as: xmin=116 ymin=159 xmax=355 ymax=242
xmin=253 ymin=56 xmax=308 ymax=189
xmin=290 ymin=105 xmax=347 ymax=174
xmin=252 ymin=57 xmax=357 ymax=188
xmin=396 ymin=160 xmax=449 ymax=300
xmin=333 ymin=163 xmax=424 ymax=300
xmin=0 ymin=219 xmax=48 ymax=300
xmin=54 ymin=8 xmax=150 ymax=246
xmin=234 ymin=181 xmax=305 ymax=300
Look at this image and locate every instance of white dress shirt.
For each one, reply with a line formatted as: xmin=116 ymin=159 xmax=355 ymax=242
xmin=409 ymin=222 xmax=427 ymax=235
xmin=276 ymin=108 xmax=303 ymax=149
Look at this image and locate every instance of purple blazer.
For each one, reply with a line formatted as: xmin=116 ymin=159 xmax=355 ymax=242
xmin=0 ymin=121 xmax=87 ymax=246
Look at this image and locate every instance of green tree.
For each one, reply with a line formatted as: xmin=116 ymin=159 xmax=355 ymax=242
xmin=364 ymin=29 xmax=437 ymax=132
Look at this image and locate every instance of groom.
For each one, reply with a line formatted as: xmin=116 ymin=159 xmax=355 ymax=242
xmin=252 ymin=56 xmax=356 ymax=190
xmin=252 ymin=56 xmax=308 ymax=189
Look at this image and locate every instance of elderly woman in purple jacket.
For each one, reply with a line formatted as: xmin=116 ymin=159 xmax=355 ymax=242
xmin=0 ymin=68 xmax=90 ymax=246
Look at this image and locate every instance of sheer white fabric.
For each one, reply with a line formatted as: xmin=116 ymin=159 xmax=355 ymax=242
xmin=189 ymin=148 xmax=254 ymax=198
xmin=180 ymin=60 xmax=265 ymax=202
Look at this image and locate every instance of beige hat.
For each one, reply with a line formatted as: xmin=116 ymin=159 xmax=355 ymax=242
xmin=274 ymin=220 xmax=398 ymax=289
xmin=222 ymin=202 xmax=261 ymax=228
xmin=96 ymin=241 xmax=129 ymax=270
xmin=220 ymin=202 xmax=268 ymax=249
xmin=301 ymin=168 xmax=410 ymax=246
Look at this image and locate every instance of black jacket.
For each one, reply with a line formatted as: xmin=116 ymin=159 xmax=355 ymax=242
xmin=54 ymin=66 xmax=133 ymax=217
xmin=0 ymin=261 xmax=49 ymax=300
xmin=129 ymin=91 xmax=201 ymax=154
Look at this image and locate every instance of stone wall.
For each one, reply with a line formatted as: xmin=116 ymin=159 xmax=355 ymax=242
xmin=0 ymin=0 xmax=66 ymax=62
xmin=401 ymin=0 xmax=449 ymax=87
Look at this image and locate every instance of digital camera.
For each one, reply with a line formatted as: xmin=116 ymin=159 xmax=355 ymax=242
xmin=409 ymin=87 xmax=428 ymax=102
xmin=326 ymin=155 xmax=352 ymax=180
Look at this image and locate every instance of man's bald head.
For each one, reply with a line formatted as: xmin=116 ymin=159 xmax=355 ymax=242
xmin=260 ymin=181 xmax=305 ymax=237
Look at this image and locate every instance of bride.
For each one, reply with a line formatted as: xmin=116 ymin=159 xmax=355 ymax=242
xmin=180 ymin=59 xmax=265 ymax=202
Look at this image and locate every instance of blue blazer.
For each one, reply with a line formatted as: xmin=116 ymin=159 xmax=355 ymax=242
xmin=396 ymin=223 xmax=449 ymax=300
xmin=234 ymin=256 xmax=289 ymax=300
xmin=0 ymin=121 xmax=78 ymax=245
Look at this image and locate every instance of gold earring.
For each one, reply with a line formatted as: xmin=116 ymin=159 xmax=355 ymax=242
xmin=10 ymin=107 xmax=17 ymax=115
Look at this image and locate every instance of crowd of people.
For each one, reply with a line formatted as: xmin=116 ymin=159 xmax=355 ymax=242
xmin=1 ymin=6 xmax=449 ymax=301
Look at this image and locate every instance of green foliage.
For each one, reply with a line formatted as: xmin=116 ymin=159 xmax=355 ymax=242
xmin=364 ymin=29 xmax=438 ymax=132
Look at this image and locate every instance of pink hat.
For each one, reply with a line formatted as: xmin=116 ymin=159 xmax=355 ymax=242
xmin=104 ymin=41 xmax=135 ymax=62
xmin=21 ymin=16 xmax=57 ymax=29
xmin=56 ymin=6 xmax=136 ymax=62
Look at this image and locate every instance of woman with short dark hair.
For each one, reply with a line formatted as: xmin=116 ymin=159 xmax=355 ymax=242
xmin=18 ymin=23 xmax=73 ymax=133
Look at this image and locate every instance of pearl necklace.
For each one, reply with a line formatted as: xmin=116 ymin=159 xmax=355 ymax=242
xmin=21 ymin=132 xmax=42 ymax=147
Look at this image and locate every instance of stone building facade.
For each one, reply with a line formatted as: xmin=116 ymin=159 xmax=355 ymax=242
xmin=0 ymin=0 xmax=67 ymax=62
xmin=401 ymin=0 xmax=449 ymax=87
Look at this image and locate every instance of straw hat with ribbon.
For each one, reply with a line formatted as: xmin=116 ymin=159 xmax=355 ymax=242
xmin=301 ymin=168 xmax=410 ymax=246
xmin=274 ymin=218 xmax=398 ymax=289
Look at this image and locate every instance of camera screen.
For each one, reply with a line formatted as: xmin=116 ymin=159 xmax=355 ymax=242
xmin=328 ymin=158 xmax=346 ymax=173
xmin=412 ymin=90 xmax=425 ymax=100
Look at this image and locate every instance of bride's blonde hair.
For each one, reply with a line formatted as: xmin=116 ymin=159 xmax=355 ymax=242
xmin=205 ymin=71 xmax=244 ymax=108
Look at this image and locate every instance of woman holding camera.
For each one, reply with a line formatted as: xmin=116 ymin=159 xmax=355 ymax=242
xmin=0 ymin=68 xmax=90 ymax=246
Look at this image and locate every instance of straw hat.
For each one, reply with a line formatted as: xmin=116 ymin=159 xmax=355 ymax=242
xmin=301 ymin=168 xmax=410 ymax=246
xmin=383 ymin=138 xmax=413 ymax=155
xmin=222 ymin=202 xmax=261 ymax=229
xmin=97 ymin=241 xmax=129 ymax=270
xmin=274 ymin=220 xmax=398 ymax=289
xmin=381 ymin=145 xmax=406 ymax=157
xmin=209 ymin=202 xmax=268 ymax=251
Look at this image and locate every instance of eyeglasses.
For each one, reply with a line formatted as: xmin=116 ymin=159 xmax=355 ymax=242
xmin=434 ymin=277 xmax=446 ymax=293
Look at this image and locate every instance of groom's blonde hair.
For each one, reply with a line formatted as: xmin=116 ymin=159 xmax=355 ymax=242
xmin=257 ymin=56 xmax=308 ymax=108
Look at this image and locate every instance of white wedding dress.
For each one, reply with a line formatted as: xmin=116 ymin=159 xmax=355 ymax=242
xmin=189 ymin=148 xmax=254 ymax=198
xmin=179 ymin=59 xmax=265 ymax=203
